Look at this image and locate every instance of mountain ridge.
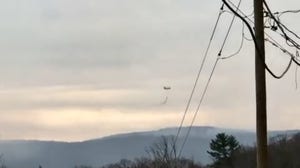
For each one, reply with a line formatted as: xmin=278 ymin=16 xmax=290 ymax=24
xmin=0 ymin=126 xmax=299 ymax=168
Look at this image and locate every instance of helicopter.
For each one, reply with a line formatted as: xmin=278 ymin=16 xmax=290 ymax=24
xmin=163 ymin=86 xmax=171 ymax=90
xmin=161 ymin=86 xmax=171 ymax=104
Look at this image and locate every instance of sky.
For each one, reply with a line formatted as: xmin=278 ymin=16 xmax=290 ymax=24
xmin=0 ymin=0 xmax=299 ymax=141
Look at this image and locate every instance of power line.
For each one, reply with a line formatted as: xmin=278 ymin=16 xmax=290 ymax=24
xmin=263 ymin=0 xmax=300 ymax=67
xmin=226 ymin=0 xmax=299 ymax=65
xmin=222 ymin=0 xmax=296 ymax=76
xmin=223 ymin=0 xmax=293 ymax=79
xmin=218 ymin=0 xmax=242 ymax=56
xmin=276 ymin=20 xmax=300 ymax=40
xmin=265 ymin=38 xmax=296 ymax=58
xmin=174 ymin=0 xmax=299 ymax=161
xmin=265 ymin=8 xmax=300 ymax=41
xmin=227 ymin=0 xmax=254 ymax=24
xmin=221 ymin=22 xmax=245 ymax=59
xmin=173 ymin=4 xmax=225 ymax=153
xmin=264 ymin=38 xmax=293 ymax=77
xmin=177 ymin=0 xmax=241 ymax=157
xmin=278 ymin=9 xmax=300 ymax=16
xmin=243 ymin=27 xmax=254 ymax=41
xmin=177 ymin=57 xmax=220 ymax=158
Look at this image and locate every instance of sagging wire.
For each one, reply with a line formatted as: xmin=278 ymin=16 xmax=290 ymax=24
xmin=221 ymin=22 xmax=245 ymax=60
xmin=218 ymin=0 xmax=242 ymax=57
xmin=263 ymin=0 xmax=300 ymax=66
xmin=223 ymin=0 xmax=293 ymax=79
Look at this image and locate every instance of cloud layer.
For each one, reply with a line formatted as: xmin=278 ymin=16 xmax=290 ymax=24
xmin=0 ymin=0 xmax=299 ymax=141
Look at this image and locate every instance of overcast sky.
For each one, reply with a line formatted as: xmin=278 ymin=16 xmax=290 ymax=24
xmin=0 ymin=0 xmax=299 ymax=141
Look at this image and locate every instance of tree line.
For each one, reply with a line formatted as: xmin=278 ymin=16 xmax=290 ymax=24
xmin=99 ymin=132 xmax=300 ymax=168
xmin=1 ymin=132 xmax=299 ymax=168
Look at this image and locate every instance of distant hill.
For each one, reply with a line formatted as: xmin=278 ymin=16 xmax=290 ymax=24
xmin=0 ymin=126 xmax=298 ymax=168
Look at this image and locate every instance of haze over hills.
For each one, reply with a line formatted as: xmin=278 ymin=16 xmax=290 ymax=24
xmin=0 ymin=126 xmax=298 ymax=168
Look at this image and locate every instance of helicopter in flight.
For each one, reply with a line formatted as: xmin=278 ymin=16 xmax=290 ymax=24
xmin=163 ymin=86 xmax=171 ymax=90
xmin=161 ymin=86 xmax=171 ymax=105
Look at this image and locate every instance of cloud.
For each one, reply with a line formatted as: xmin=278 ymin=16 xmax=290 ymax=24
xmin=0 ymin=0 xmax=218 ymax=87
xmin=0 ymin=86 xmax=166 ymax=111
xmin=0 ymin=107 xmax=189 ymax=141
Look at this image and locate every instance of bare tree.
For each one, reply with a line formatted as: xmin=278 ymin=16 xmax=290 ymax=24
xmin=102 ymin=136 xmax=203 ymax=168
xmin=145 ymin=136 xmax=177 ymax=168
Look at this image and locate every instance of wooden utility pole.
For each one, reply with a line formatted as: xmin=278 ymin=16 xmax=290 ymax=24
xmin=254 ymin=0 xmax=268 ymax=168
